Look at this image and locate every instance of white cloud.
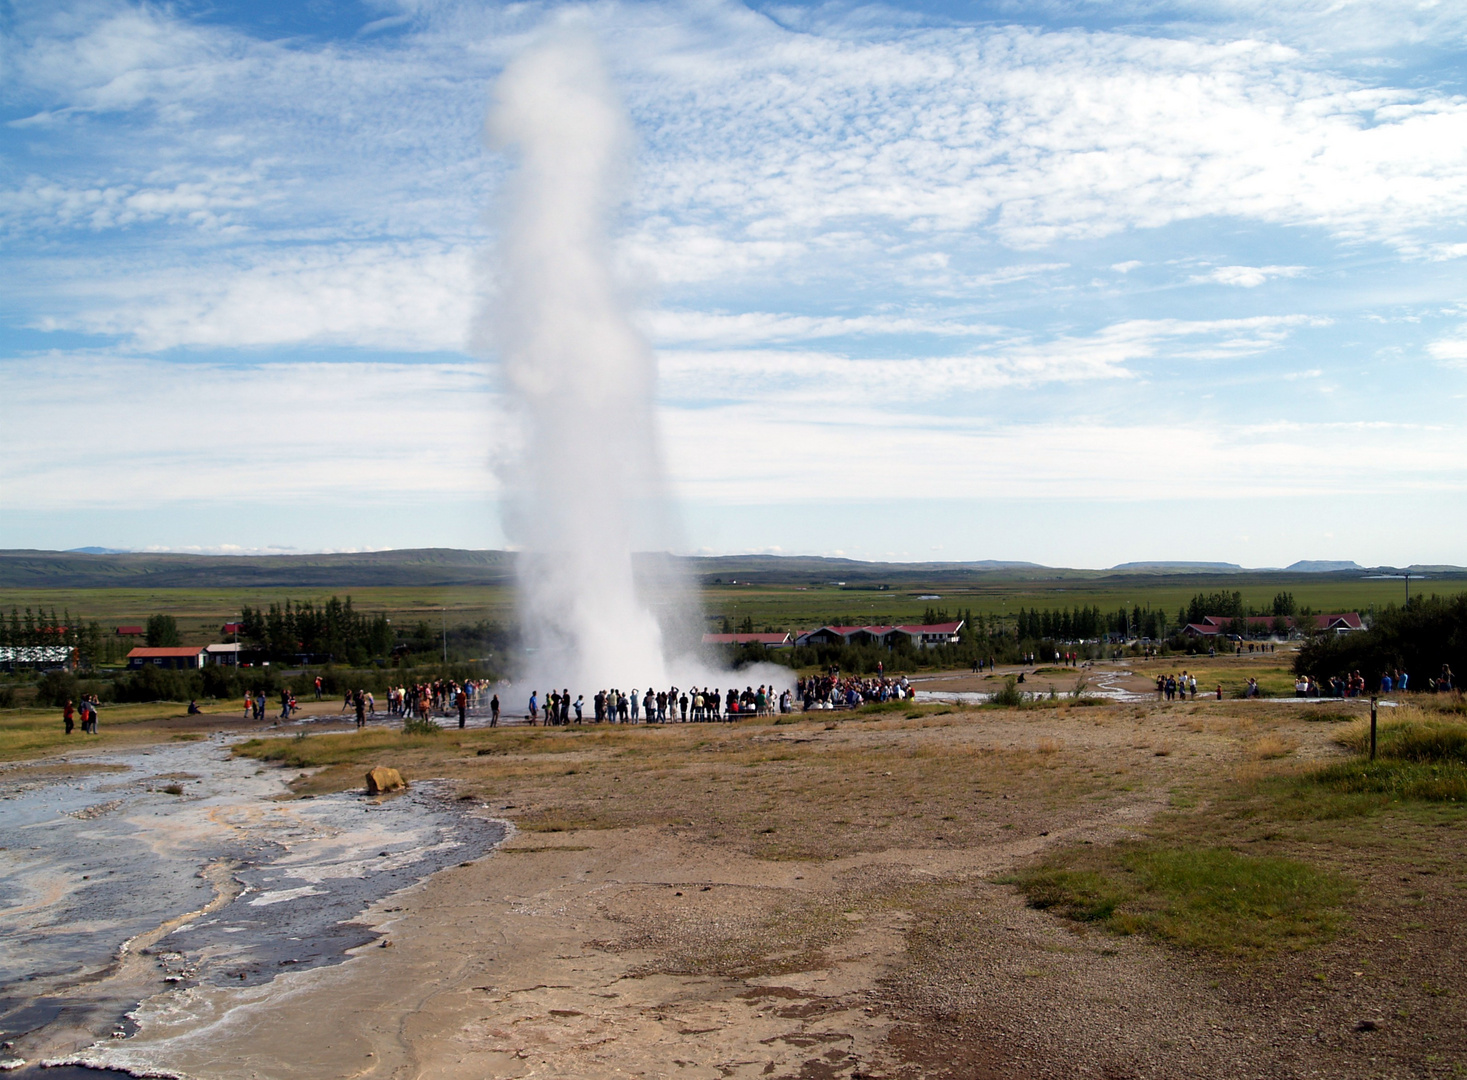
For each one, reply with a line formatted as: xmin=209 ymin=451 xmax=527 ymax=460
xmin=0 ymin=355 xmax=495 ymax=508
xmin=34 ymin=243 xmax=477 ymax=352
xmin=661 ymin=404 xmax=1467 ymax=503
xmin=1192 ymin=265 xmax=1307 ymax=287
xmin=1428 ymin=332 xmax=1467 ymax=367
xmin=638 ymin=308 xmax=1004 ymax=346
xmin=0 ymin=170 xmax=265 ymax=233
xmin=656 ymin=314 xmax=1320 ymax=402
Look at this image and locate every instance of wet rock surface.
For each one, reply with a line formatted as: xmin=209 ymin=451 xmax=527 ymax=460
xmin=0 ymin=737 xmax=505 ymax=1070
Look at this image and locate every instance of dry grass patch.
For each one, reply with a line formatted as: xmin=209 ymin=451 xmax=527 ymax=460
xmin=1251 ymin=734 xmax=1299 ymax=759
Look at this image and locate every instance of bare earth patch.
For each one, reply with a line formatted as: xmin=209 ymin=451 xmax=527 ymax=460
xmin=74 ymin=691 xmax=1467 ymax=1078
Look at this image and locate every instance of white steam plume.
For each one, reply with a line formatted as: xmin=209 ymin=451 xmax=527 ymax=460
xmin=484 ymin=28 xmax=684 ymax=692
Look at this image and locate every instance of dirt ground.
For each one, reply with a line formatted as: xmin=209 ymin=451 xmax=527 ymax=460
xmin=21 ymin=665 xmax=1467 ymax=1080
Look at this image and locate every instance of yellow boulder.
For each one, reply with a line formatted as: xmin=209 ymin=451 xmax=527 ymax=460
xmin=365 ymin=766 xmax=406 ymax=795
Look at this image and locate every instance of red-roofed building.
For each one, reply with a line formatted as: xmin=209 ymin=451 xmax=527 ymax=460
xmin=126 ymin=646 xmax=207 ymax=670
xmin=116 ymin=625 xmax=144 ymax=637
xmin=796 ymin=621 xmax=964 ymax=649
xmin=702 ymin=632 xmax=793 ymax=648
xmin=1312 ymin=613 xmax=1364 ymax=633
xmin=221 ymin=622 xmax=243 ymax=636
xmin=1181 ymin=613 xmax=1363 ymax=639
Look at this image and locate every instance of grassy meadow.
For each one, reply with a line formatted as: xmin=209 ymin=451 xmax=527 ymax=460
xmin=0 ymin=585 xmax=515 ymax=645
xmin=0 ymin=572 xmax=1434 ymax=646
xmin=0 ymin=699 xmax=230 ymax=759
xmin=701 ymin=575 xmax=1421 ymax=631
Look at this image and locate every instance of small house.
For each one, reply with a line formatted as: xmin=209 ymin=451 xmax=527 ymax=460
xmin=126 ymin=646 xmax=207 ymax=670
xmin=205 ymin=643 xmax=242 ymax=666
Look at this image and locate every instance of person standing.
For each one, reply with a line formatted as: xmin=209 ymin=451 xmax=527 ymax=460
xmin=355 ymin=690 xmax=366 ymax=730
xmin=456 ymin=686 xmax=468 ymax=729
xmin=63 ymin=699 xmax=75 ymax=735
xmin=314 ymin=675 xmax=323 ymax=700
xmin=490 ymin=693 xmax=500 ymax=727
xmin=528 ymin=690 xmax=538 ymax=725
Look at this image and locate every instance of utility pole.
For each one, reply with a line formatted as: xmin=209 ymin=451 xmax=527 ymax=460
xmin=442 ymin=607 xmax=447 ymax=664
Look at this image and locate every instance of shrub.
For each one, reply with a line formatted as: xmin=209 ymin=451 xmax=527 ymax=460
xmin=989 ymin=676 xmax=1025 ymax=708
xmin=402 ymin=716 xmax=442 ymax=736
xmin=145 ymin=614 xmax=181 ymax=647
xmin=112 ymin=664 xmax=198 ymax=703
xmin=200 ymin=664 xmax=242 ymax=700
xmin=34 ymin=671 xmax=81 ymax=708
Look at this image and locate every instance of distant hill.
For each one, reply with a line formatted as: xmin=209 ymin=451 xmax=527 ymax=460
xmin=0 ymin=548 xmax=517 ymax=589
xmin=1286 ymin=560 xmax=1362 ymax=573
xmin=1110 ymin=561 xmax=1244 ymax=573
xmin=677 ymin=553 xmax=1053 ymax=586
xmin=1 ymin=549 xmax=1461 ymax=591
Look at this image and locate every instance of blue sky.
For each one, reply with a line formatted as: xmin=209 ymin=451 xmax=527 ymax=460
xmin=2 ymin=0 xmax=1465 ymax=566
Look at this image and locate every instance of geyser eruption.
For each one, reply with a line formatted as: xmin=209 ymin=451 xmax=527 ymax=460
xmin=485 ymin=29 xmax=685 ymax=691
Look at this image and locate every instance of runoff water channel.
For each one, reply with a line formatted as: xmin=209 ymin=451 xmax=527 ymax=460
xmin=0 ymin=731 xmax=506 ymax=1076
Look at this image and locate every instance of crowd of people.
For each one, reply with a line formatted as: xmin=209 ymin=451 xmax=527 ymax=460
xmin=377 ymin=679 xmax=495 ymax=727
xmin=1156 ymin=672 xmax=1203 ymax=700
xmin=798 ymin=672 xmax=913 ymax=709
xmin=62 ymin=696 xmax=100 ymax=734
xmin=525 ymin=684 xmax=789 ymax=724
xmin=1293 ymin=664 xmax=1454 ymax=697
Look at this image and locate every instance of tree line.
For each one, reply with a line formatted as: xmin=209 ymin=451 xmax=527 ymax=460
xmin=1295 ymin=593 xmax=1465 ymax=687
xmin=1 ymin=607 xmax=114 ymax=663
xmin=237 ymin=597 xmax=394 ymax=663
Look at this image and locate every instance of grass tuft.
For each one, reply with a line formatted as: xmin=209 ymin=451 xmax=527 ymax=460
xmin=1292 ymin=716 xmax=1467 ymax=805
xmin=1013 ymin=844 xmax=1351 ymax=956
xmin=1251 ymin=734 xmax=1298 ymax=759
xmin=1304 ymin=759 xmax=1467 ymax=803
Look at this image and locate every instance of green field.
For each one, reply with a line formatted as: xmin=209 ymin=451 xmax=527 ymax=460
xmin=0 ymin=573 xmax=1442 ymax=647
xmin=700 ymin=574 xmax=1425 ymax=632
xmin=0 ymin=585 xmax=514 ymax=644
